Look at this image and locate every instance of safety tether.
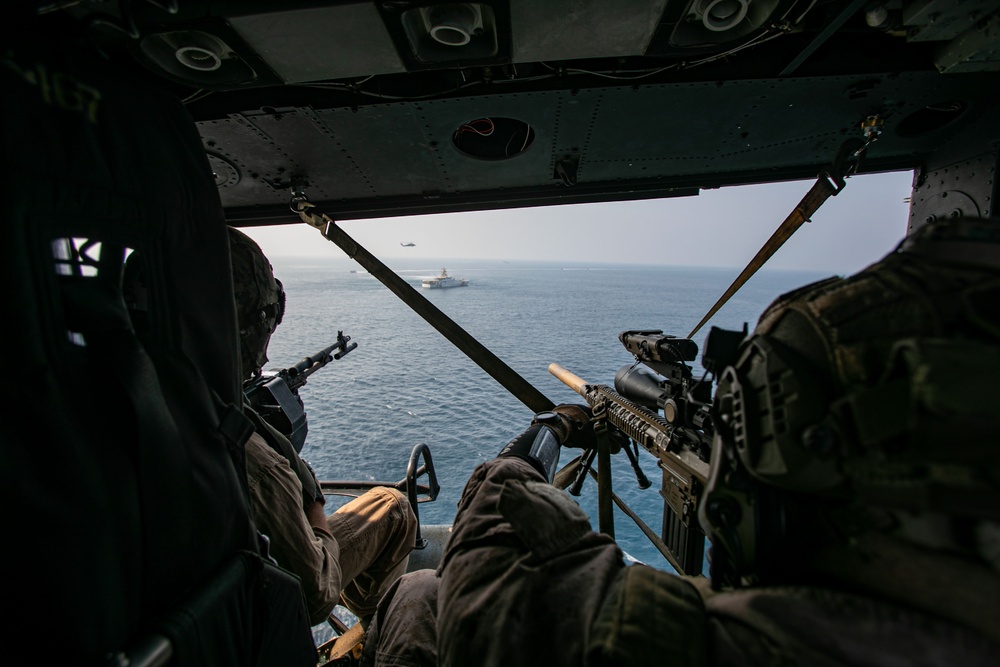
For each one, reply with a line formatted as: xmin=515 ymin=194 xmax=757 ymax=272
xmin=687 ymin=138 xmax=866 ymax=340
xmin=293 ymin=195 xmax=555 ymax=414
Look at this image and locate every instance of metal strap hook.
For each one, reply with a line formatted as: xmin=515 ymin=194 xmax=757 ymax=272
xmin=687 ymin=136 xmax=865 ymax=340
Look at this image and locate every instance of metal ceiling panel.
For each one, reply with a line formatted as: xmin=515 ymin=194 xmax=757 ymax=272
xmin=229 ymin=4 xmax=406 ymax=82
xmin=511 ymin=0 xmax=670 ymax=63
xmin=203 ymin=67 xmax=997 ymax=221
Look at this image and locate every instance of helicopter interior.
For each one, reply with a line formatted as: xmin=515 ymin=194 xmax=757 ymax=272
xmin=29 ymin=0 xmax=1000 ymax=226
xmin=3 ymin=0 xmax=998 ymax=665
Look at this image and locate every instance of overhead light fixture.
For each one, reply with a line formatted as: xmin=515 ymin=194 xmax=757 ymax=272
xmin=698 ymin=0 xmax=749 ymax=32
xmin=141 ymin=31 xmax=252 ymax=83
xmin=426 ymin=4 xmax=482 ymax=46
xmin=401 ymin=3 xmax=498 ymax=64
xmin=669 ymin=0 xmax=784 ymax=48
xmin=135 ymin=26 xmax=280 ymax=89
xmin=174 ymin=46 xmax=222 ymax=72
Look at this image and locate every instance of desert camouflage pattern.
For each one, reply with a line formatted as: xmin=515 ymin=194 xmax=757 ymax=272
xmin=228 ymin=226 xmax=284 ymax=380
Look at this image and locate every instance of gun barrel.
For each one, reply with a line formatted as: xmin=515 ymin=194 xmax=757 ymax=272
xmin=281 ymin=333 xmax=355 ymax=393
xmin=548 ymin=363 xmax=588 ymax=395
xmin=334 ymin=341 xmax=358 ymax=359
xmin=292 ymin=343 xmax=337 ymax=376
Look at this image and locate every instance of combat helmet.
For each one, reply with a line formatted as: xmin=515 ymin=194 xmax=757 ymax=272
xmin=699 ymin=218 xmax=1000 ymax=589
xmin=229 ymin=226 xmax=285 ymax=381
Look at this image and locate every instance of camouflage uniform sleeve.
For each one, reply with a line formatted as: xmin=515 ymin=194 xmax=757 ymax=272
xmin=587 ymin=567 xmax=708 ymax=666
xmin=436 ymin=457 xmax=624 ymax=667
xmin=245 ymin=432 xmax=343 ymax=626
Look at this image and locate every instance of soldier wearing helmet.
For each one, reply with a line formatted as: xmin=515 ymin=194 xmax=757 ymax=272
xmin=229 ymin=227 xmax=418 ymax=630
xmin=230 ymin=226 xmax=286 ymax=383
xmin=363 ymin=218 xmax=1000 ymax=667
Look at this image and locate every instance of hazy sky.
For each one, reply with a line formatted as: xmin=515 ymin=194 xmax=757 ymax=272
xmin=243 ymin=170 xmax=914 ymax=276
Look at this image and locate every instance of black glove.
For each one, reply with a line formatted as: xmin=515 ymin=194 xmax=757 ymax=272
xmin=497 ymin=422 xmax=562 ymax=482
xmin=281 ymin=448 xmax=324 ymax=510
xmin=535 ymin=404 xmax=596 ymax=449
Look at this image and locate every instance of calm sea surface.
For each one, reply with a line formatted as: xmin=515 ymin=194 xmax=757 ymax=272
xmin=263 ymin=256 xmax=833 ymax=572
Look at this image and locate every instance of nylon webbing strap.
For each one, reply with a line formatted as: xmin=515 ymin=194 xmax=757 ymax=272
xmin=295 ymin=202 xmax=555 ymax=414
xmin=215 ymin=394 xmax=255 ymax=448
xmin=688 ymin=139 xmax=864 ymax=340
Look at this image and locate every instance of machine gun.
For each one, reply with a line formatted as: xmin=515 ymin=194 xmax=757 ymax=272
xmin=244 ymin=330 xmax=357 ymax=452
xmin=549 ymin=326 xmax=745 ymax=575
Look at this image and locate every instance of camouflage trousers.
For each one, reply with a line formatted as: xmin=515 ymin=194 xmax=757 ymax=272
xmin=363 ymin=457 xmax=701 ymax=667
xmin=328 ymin=486 xmax=419 ymax=619
xmin=361 ymin=455 xmax=1000 ymax=667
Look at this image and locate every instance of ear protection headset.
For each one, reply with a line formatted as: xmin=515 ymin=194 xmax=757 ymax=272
xmin=699 ymin=333 xmax=837 ymax=587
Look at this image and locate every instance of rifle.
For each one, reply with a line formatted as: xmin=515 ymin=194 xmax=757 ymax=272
xmin=549 ymin=326 xmax=744 ymax=575
xmin=244 ymin=330 xmax=357 ymax=452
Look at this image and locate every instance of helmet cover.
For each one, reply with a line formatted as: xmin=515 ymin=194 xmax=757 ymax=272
xmin=700 ymin=218 xmax=1000 ymax=586
xmin=228 ymin=227 xmax=284 ymax=381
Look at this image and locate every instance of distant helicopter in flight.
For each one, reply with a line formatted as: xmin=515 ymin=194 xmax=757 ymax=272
xmin=401 ymin=242 xmax=416 ymax=247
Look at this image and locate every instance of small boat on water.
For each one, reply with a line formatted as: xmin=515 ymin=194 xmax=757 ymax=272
xmin=422 ymin=268 xmax=468 ymax=289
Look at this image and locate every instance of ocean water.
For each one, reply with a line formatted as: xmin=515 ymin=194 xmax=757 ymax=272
xmin=263 ymin=256 xmax=833 ymax=572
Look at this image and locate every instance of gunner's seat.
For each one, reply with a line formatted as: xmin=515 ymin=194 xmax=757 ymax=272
xmin=0 ymin=15 xmax=314 ymax=666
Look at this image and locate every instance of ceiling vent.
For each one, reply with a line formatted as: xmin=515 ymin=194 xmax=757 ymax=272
xmin=381 ymin=0 xmax=510 ymax=70
xmin=402 ymin=3 xmax=499 ymax=63
xmin=134 ymin=23 xmax=281 ymax=89
xmin=669 ymin=0 xmax=782 ymax=47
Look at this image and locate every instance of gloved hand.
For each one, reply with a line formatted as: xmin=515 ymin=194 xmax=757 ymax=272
xmin=535 ymin=404 xmax=596 ymax=449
